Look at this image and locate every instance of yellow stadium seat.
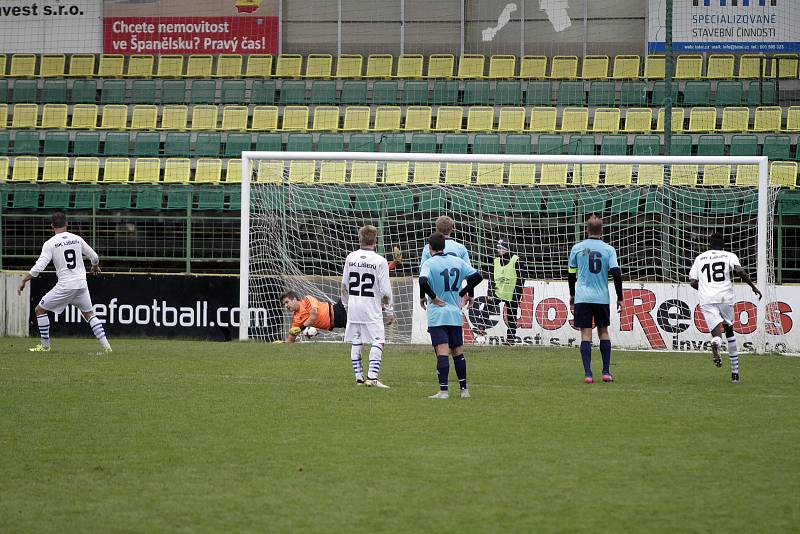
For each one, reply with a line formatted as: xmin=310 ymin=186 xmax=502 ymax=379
xmin=655 ymin=107 xmax=685 ymax=132
xmin=311 ymin=106 xmax=340 ymax=131
xmin=42 ymin=157 xmax=69 ymax=182
xmin=592 ymin=108 xmax=620 ymax=133
xmin=372 ymin=106 xmax=401 ymax=131
xmin=433 ymin=106 xmax=463 ymax=132
xmin=0 ymin=55 xmax=6 ymax=77
xmin=305 ymin=54 xmax=332 ymax=78
xmin=72 ymin=157 xmax=100 ymax=183
xmin=0 ymin=104 xmax=6 ymax=128
xmin=738 ymin=54 xmax=766 ymax=78
xmin=255 ymin=160 xmax=284 ymax=183
xmin=412 ymin=162 xmax=441 ymax=184
xmin=350 ymin=161 xmax=378 ymax=184
xmin=0 ymin=156 xmax=7 ymax=182
xmin=404 ymin=106 xmax=432 ymax=131
xmin=384 ymin=161 xmax=410 ymax=184
xmin=612 ymin=55 xmax=641 ymax=79
xmin=572 ymin=164 xmax=600 ymax=186
xmin=276 ymin=54 xmax=303 ymax=78
xmin=675 ymin=54 xmax=703 ymax=79
xmin=670 ymin=165 xmax=699 ymax=186
xmin=604 ymin=165 xmax=633 ymax=185
xmin=126 ymin=55 xmax=155 ymax=78
xmin=11 ymin=157 xmax=39 ymax=182
xmin=687 ymin=107 xmax=717 ymax=133
xmin=701 ymin=164 xmax=731 ymax=186
xmin=281 ymin=106 xmax=309 ymax=131
xmin=771 ymin=54 xmax=799 ymax=79
xmin=518 ymin=56 xmax=547 ymax=79
xmin=225 ymin=159 xmax=242 ymax=183
xmin=497 ymin=107 xmax=525 ymax=132
xmin=444 ymin=163 xmax=473 ymax=185
xmin=365 ymin=54 xmax=393 ymax=78
xmin=342 ymin=106 xmax=371 ymax=131
xmin=99 ymin=105 xmax=128 ymax=130
xmin=785 ymin=106 xmax=800 ymax=132
xmin=248 ymin=106 xmax=279 ymax=131
xmin=70 ymin=104 xmax=98 ymax=129
xmin=644 ymin=54 xmax=665 ymax=79
xmin=10 ymin=54 xmax=36 ymax=77
xmin=159 ymin=105 xmax=188 ymax=131
xmin=220 ymin=106 xmax=248 ymax=131
xmin=318 ymin=160 xmax=346 ymax=183
xmin=623 ymin=108 xmax=652 ymax=133
xmin=771 ymin=161 xmax=797 ymax=188
xmin=637 ymin=165 xmax=664 ymax=185
xmin=99 ymin=55 xmax=125 ymax=77
xmin=458 ymin=55 xmax=485 ymax=79
xmin=133 ymin=158 xmax=161 ymax=183
xmin=753 ymin=106 xmax=782 ymax=132
xmin=720 ymin=107 xmax=750 ymax=133
xmin=395 ymin=54 xmax=424 ymax=78
xmin=12 ymin=104 xmax=38 ymax=129
xmin=195 ymin=158 xmax=223 ymax=183
xmin=476 ymin=163 xmax=504 ymax=185
xmin=707 ymin=54 xmax=734 ymax=79
xmin=426 ymin=54 xmax=454 ymax=79
xmin=540 ymin=164 xmax=569 ymax=185
xmin=335 ymin=54 xmax=363 ymax=78
xmin=529 ymin=107 xmax=557 ymax=133
xmin=39 ymin=54 xmax=66 ymax=77
xmin=102 ymin=158 xmax=131 ymax=183
xmin=157 ymin=55 xmax=184 ymax=77
xmin=288 ymin=160 xmax=316 ymax=183
xmin=245 ymin=54 xmax=273 ymax=77
xmin=191 ymin=105 xmax=219 ymax=131
xmin=68 ymin=54 xmax=96 ymax=77
xmin=215 ymin=55 xmax=243 ymax=77
xmin=508 ymin=163 xmax=535 ymax=186
xmin=41 ymin=104 xmax=68 ymax=129
xmin=560 ymin=108 xmax=589 ymax=133
xmin=466 ymin=107 xmax=494 ymax=132
xmin=164 ymin=158 xmax=191 ymax=183
xmin=581 ymin=55 xmax=609 ymax=80
xmin=130 ymin=105 xmax=158 ymax=130
xmin=186 ymin=55 xmax=213 ymax=78
xmin=489 ymin=55 xmax=516 ymax=78
xmin=550 ymin=56 xmax=578 ymax=79
xmin=734 ymin=165 xmax=758 ymax=187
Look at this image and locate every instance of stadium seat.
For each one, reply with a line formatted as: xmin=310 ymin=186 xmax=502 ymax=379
xmin=612 ymin=55 xmax=641 ymax=79
xmin=623 ymin=108 xmax=652 ymax=133
xmin=637 ymin=165 xmax=665 ymax=185
xmin=190 ymin=80 xmax=216 ymax=104
xmin=11 ymin=103 xmax=38 ymax=129
xmin=72 ymin=157 xmax=100 ymax=183
xmin=280 ymin=80 xmax=306 ymax=105
xmin=254 ymin=160 xmax=282 ymax=184
xmin=220 ymin=106 xmax=248 ymax=131
xmin=164 ymin=183 xmax=193 ymax=209
xmin=224 ymin=132 xmax=252 ymax=157
xmin=644 ymin=54 xmax=665 ymax=80
xmin=133 ymin=132 xmax=160 ymax=157
xmin=412 ymin=161 xmax=441 ymax=184
xmin=372 ymin=106 xmax=401 ymax=132
xmin=0 ymin=156 xmax=9 ymax=181
xmin=410 ymin=133 xmax=436 ymax=153
xmin=221 ymin=80 xmax=246 ymax=104
xmin=529 ymin=107 xmax=557 ymax=133
xmin=784 ymin=107 xmax=800 ymax=132
xmin=41 ymin=104 xmax=68 ymax=129
xmin=517 ymin=56 xmax=546 ymax=80
xmin=190 ymin=105 xmax=219 ymax=131
xmin=342 ymin=106 xmax=371 ymax=131
xmin=341 ymin=80 xmax=367 ymax=105
xmin=195 ymin=133 xmax=221 ymax=156
xmin=195 ymin=158 xmax=223 ymax=183
xmin=592 ymin=108 xmax=620 ymax=133
xmin=651 ymin=81 xmax=678 ymax=107
xmin=720 ymin=107 xmax=750 ymax=133
xmin=475 ymin=163 xmax=504 ymax=186
xmin=427 ymin=54 xmax=455 ymax=78
xmin=683 ymin=81 xmax=711 ymax=106
xmin=254 ymin=132 xmax=281 ymax=152
xmin=568 ymin=135 xmax=595 ymax=155
xmin=42 ymin=157 xmax=69 ymax=182
xmin=771 ymin=54 xmax=799 ymax=79
xmin=133 ymin=158 xmax=161 ymax=183
xmin=701 ymin=164 xmax=732 ymax=186
xmin=434 ymin=107 xmax=463 ymax=132
xmin=550 ymin=56 xmax=578 ymax=79
xmin=305 ymin=54 xmax=332 ymax=78
xmin=537 ymin=134 xmax=564 ymax=156
xmin=73 ymin=132 xmax=100 ymax=156
xmin=335 ymin=54 xmax=363 ymax=78
xmin=687 ymin=107 xmax=717 ymax=133
xmin=753 ymin=106 xmax=782 ymax=132
xmin=442 ymin=134 xmax=468 ymax=154
xmin=473 ymin=133 xmax=500 ymax=155
xmin=12 ymin=80 xmax=37 ymax=103
xmin=404 ymin=106 xmax=432 ymax=131
xmin=348 ymin=161 xmax=378 ymax=184
xmin=275 ymin=54 xmax=303 ymax=78
xmin=560 ymin=108 xmax=589 ymax=133
xmin=245 ymin=54 xmax=273 ymax=77
xmin=605 ymin=165 xmax=633 ymax=186
xmin=195 ymin=184 xmax=225 ymax=210
xmin=0 ymin=55 xmax=6 ymax=77
xmin=10 ymin=54 xmax=36 ymax=77
xmin=581 ymin=55 xmax=609 ymax=79
xmin=159 ymin=105 xmax=188 ymax=131
xmin=675 ymin=54 xmax=703 ymax=79
xmin=715 ymin=80 xmax=743 ymax=106
xmin=42 ymin=182 xmax=70 ymax=208
xmin=655 ymin=107 xmax=685 ymax=132
xmin=372 ymin=81 xmax=398 ymax=105
xmin=156 ymin=55 xmax=184 ymax=77
xmin=67 ymin=54 xmax=95 ymax=77
xmin=10 ymin=156 xmax=39 ymax=182
xmin=103 ymin=132 xmax=129 ymax=157
xmin=488 ymin=55 xmax=516 ymax=79
xmin=398 ymin=81 xmax=425 ymax=106
xmin=444 ymin=162 xmax=472 ymax=184
xmin=0 ymin=79 xmax=6 ymax=103
xmin=310 ymin=80 xmax=336 ymax=105
xmin=525 ymin=80 xmax=552 ymax=106
xmin=164 ymin=158 xmax=191 ymax=183
xmin=40 ymin=54 xmax=66 ymax=78
xmin=159 ymin=80 xmax=186 ymax=104
xmin=42 ymin=131 xmax=68 ymax=156
xmin=102 ymin=158 xmax=131 ymax=183
xmin=771 ymin=161 xmax=798 ymax=188
xmin=600 ymin=135 xmax=627 ymax=156
xmin=747 ymin=81 xmax=776 ymax=106
xmin=697 ymin=135 xmax=725 ymax=156
xmin=706 ymin=54 xmax=735 ymax=79
xmin=214 ymin=54 xmax=243 ymax=78
xmin=224 ymin=161 xmax=242 ymax=185
xmin=432 ymin=80 xmax=458 ymax=105
xmin=495 ymin=80 xmax=521 ymax=105
xmin=251 ymin=80 xmax=276 ymax=105
xmin=729 ymin=134 xmax=758 ymax=156
xmin=670 ymin=135 xmax=693 ymax=156
xmin=13 ymin=131 xmax=39 ymax=155
xmin=620 ymin=81 xmax=647 ymax=106
xmin=466 ymin=107 xmax=494 ymax=132
xmin=588 ymin=81 xmax=615 ymax=107
xmin=670 ymin=165 xmax=699 ymax=186
xmin=317 ymin=133 xmax=344 ymax=152
xmin=395 ymin=54 xmax=423 ymax=78
xmin=318 ymin=161 xmax=346 ymax=184
xmin=464 ymin=80 xmax=490 ymax=105
xmin=506 ymin=134 xmax=532 ymax=155
xmin=249 ymin=106 xmax=279 ymax=131
xmin=348 ymin=133 xmax=374 ymax=152
xmin=126 ymin=55 xmax=155 ymax=78
xmin=130 ymin=105 xmax=157 ymax=130
xmin=540 ymin=163 xmax=569 ymax=186
xmin=0 ymin=132 xmax=9 ymax=156
xmin=557 ymin=81 xmax=584 ymax=106
xmin=365 ymin=54 xmax=393 ymax=78
xmin=763 ymin=135 xmax=791 ymax=161
xmin=383 ymin=161 xmax=410 ymax=184
xmin=288 ymin=160 xmax=316 ymax=183
xmin=738 ymin=54 xmax=766 ymax=78
xmin=99 ymin=80 xmax=125 ymax=105
xmin=68 ymin=104 xmax=97 ymax=130
xmin=98 ymin=104 xmax=128 ymax=130
xmin=380 ymin=133 xmax=405 ymax=153
xmin=571 ymin=162 xmax=599 ymax=186
xmin=287 ymin=133 xmax=313 ymax=152
xmin=497 ymin=107 xmax=525 ymax=132
xmin=0 ymin=103 xmax=6 ymax=128
xmin=458 ymin=55 xmax=485 ymax=79
xmin=311 ymin=106 xmax=340 ymax=131
xmin=508 ymin=163 xmax=535 ymax=186
xmin=186 ymin=55 xmax=213 ymax=78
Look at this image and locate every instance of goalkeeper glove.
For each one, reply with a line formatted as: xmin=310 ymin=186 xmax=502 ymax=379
xmin=289 ymin=326 xmax=302 ymax=336
xmin=392 ymin=246 xmax=403 ymax=265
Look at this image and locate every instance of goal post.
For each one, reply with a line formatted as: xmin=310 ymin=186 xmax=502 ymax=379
xmin=239 ymin=151 xmax=785 ymax=353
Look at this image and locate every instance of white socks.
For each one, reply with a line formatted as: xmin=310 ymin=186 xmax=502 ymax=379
xmin=88 ymin=316 xmax=111 ymax=349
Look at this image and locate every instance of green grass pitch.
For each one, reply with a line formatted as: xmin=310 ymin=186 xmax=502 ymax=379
xmin=1 ymin=337 xmax=798 ymax=533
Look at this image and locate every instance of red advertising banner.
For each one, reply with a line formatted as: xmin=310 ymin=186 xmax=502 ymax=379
xmin=104 ymin=16 xmax=278 ymax=54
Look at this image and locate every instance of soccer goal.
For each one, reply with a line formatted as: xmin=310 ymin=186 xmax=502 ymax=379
xmin=238 ymin=151 xmax=790 ymax=353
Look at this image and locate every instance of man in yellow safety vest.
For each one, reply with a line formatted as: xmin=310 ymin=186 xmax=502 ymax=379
xmin=490 ymin=239 xmax=523 ymax=345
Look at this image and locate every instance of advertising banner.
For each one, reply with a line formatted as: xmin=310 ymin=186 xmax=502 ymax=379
xmin=412 ymin=279 xmax=798 ymax=353
xmin=0 ymin=0 xmax=103 ymax=53
xmin=648 ymin=0 xmax=800 ymax=52
xmin=104 ymin=0 xmax=278 ymax=55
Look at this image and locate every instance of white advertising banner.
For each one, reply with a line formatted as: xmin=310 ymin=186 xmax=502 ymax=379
xmin=0 ymin=1 xmax=103 ymax=53
xmin=648 ymin=0 xmax=800 ymax=53
xmin=412 ymin=279 xmax=798 ymax=353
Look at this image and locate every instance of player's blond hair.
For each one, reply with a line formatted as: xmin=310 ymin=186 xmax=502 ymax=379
xmin=359 ymin=225 xmax=378 ymax=247
xmin=435 ymin=216 xmax=454 ymax=235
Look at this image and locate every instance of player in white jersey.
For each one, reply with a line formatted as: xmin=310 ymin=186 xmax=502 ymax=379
xmin=688 ymin=232 xmax=761 ymax=383
xmin=341 ymin=225 xmax=394 ymax=388
xmin=17 ymin=212 xmax=112 ymax=353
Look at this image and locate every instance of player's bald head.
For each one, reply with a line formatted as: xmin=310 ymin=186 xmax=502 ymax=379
xmin=435 ymin=216 xmax=454 ymax=236
xmin=51 ymin=211 xmax=67 ymax=229
xmin=359 ymin=225 xmax=378 ymax=247
xmin=586 ymin=215 xmax=602 ymax=237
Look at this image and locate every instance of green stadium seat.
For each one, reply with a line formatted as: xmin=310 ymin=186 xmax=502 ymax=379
xmin=318 ymin=186 xmax=350 ymax=211
xmin=620 ymin=81 xmax=647 ymax=106
xmin=600 ymin=135 xmax=628 ymax=156
xmin=13 ymin=131 xmax=39 ymax=155
xmin=131 ymin=80 xmax=157 ymax=104
xmin=651 ymin=81 xmax=678 ymax=106
xmin=579 ymin=190 xmax=609 ymax=214
xmin=100 ymin=80 xmax=126 ymax=104
xmin=287 ymin=133 xmax=313 ymax=152
xmin=195 ymin=133 xmax=222 ymax=157
xmin=632 ymin=134 xmax=660 ymax=156
xmin=463 ymin=81 xmax=490 ymax=105
xmin=611 ymin=189 xmax=641 ymax=215
xmin=71 ymin=80 xmax=97 ymax=104
xmin=0 ymin=80 xmax=7 ymax=103
xmin=11 ymin=185 xmax=40 ymax=209
xmin=708 ymin=194 xmax=740 ymax=216
xmin=442 ymin=134 xmax=468 ymax=154
xmin=251 ymin=80 xmax=276 ymax=105
xmin=715 ymin=81 xmax=743 ymax=106
xmin=73 ymin=185 xmax=101 ymax=210
xmin=763 ymin=135 xmax=791 ymax=160
xmin=432 ymin=80 xmax=459 ymax=105
xmin=495 ymin=80 xmax=521 ymax=105
xmin=164 ymin=132 xmax=190 ymax=156
xmin=588 ymin=81 xmax=615 ymax=107
xmin=104 ymin=132 xmax=130 ymax=156
xmin=0 ymin=132 xmax=8 ymax=154
xmin=557 ymin=81 xmax=584 ymax=106
xmin=473 ymin=133 xmax=500 ymax=154
xmin=42 ymin=80 xmax=67 ymax=104
xmin=730 ymin=134 xmax=758 ymax=156
xmin=372 ymin=81 xmax=398 ymax=105
xmin=317 ymin=133 xmax=344 ymax=152
xmin=190 ymin=80 xmax=216 ymax=104
xmin=537 ymin=134 xmax=564 ymax=155
xmin=224 ymin=132 xmax=251 ymax=157
xmin=280 ymin=81 xmax=306 ymax=105
xmin=379 ymin=133 xmax=405 ymax=153
xmin=73 ymin=132 xmax=100 ymax=156
xmin=161 ymin=80 xmax=186 ymax=105
xmin=133 ymin=132 xmax=160 ymax=156
xmin=196 ymin=185 xmax=225 ymax=211
xmin=135 ymin=185 xmax=163 ymax=210
xmin=292 ymin=186 xmax=320 ymax=211
xmin=103 ymin=185 xmax=133 ymax=210
xmin=525 ymin=81 xmax=552 ymax=106
xmin=255 ymin=132 xmax=281 ymax=151
xmin=449 ymin=189 xmax=480 ymax=214
xmin=310 ymin=80 xmax=336 ymax=105
xmin=402 ymin=81 xmax=429 ymax=105
xmin=670 ymin=135 xmax=693 ymax=156
xmin=675 ymin=190 xmax=706 ymax=215
xmin=682 ymin=81 xmax=711 ymax=106
xmin=384 ymin=188 xmax=414 ymax=211
xmin=43 ymin=183 xmax=71 ymax=209
xmin=747 ymin=81 xmax=776 ymax=106
xmin=505 ymin=134 xmax=532 ymax=155
xmin=482 ymin=189 xmax=512 ymax=213
xmin=411 ymin=133 xmax=437 ymax=153
xmin=166 ymin=185 xmax=193 ymax=210
xmin=12 ymin=80 xmax=37 ymax=103
xmin=351 ymin=187 xmax=382 ymax=212
xmin=348 ymin=133 xmax=375 ymax=152
xmin=779 ymin=191 xmax=800 ymax=215
xmin=568 ymin=135 xmax=595 ymax=155
xmin=225 ymin=185 xmax=241 ymax=211
xmin=341 ymin=81 xmax=367 ymax=105
xmin=221 ymin=80 xmax=246 ymax=104
xmin=513 ymin=190 xmax=542 ymax=214
xmin=43 ymin=131 xmax=69 ymax=156
xmin=544 ymin=190 xmax=575 ymax=214
xmin=417 ymin=189 xmax=446 ymax=213
xmin=697 ymin=134 xmax=725 ymax=156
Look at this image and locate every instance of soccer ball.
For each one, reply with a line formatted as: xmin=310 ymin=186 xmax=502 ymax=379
xmin=303 ymin=327 xmax=318 ymax=339
xmin=474 ymin=335 xmax=488 ymax=346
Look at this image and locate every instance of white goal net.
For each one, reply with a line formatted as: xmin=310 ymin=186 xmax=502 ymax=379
xmin=239 ymin=152 xmax=789 ymax=354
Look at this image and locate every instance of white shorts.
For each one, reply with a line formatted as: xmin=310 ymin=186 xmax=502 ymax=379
xmin=39 ymin=286 xmax=93 ymax=314
xmin=701 ymin=303 xmax=734 ymax=331
xmin=344 ymin=321 xmax=385 ymax=345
